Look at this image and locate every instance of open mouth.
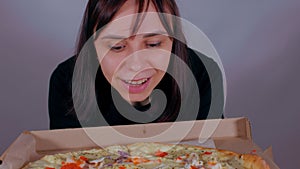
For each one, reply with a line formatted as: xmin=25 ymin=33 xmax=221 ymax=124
xmin=121 ymin=77 xmax=152 ymax=94
xmin=124 ymin=78 xmax=149 ymax=86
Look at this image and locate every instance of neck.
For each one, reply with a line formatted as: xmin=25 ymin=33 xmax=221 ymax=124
xmin=132 ymin=97 xmax=151 ymax=107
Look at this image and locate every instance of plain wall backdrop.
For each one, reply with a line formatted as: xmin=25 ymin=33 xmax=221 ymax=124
xmin=1 ymin=0 xmax=300 ymax=168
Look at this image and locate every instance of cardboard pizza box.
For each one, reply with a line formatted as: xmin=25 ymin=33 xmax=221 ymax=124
xmin=0 ymin=117 xmax=279 ymax=169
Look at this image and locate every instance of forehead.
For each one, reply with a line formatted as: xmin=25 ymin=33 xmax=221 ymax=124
xmin=98 ymin=0 xmax=169 ymax=38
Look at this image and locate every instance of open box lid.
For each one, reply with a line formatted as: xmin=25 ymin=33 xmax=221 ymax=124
xmin=30 ymin=117 xmax=252 ymax=152
xmin=0 ymin=117 xmax=279 ymax=169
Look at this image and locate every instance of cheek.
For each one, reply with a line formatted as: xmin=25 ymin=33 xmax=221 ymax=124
xmin=146 ymin=50 xmax=171 ymax=72
xmin=100 ymin=55 xmax=122 ymax=82
xmin=149 ymin=39 xmax=173 ymax=71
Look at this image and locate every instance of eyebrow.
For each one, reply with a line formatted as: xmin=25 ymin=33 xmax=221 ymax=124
xmin=100 ymin=30 xmax=168 ymax=40
xmin=101 ymin=34 xmax=127 ymax=40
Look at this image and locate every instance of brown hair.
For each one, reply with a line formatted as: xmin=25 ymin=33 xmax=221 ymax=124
xmin=72 ymin=0 xmax=189 ymax=125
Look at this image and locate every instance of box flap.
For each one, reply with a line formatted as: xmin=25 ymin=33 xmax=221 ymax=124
xmin=263 ymin=146 xmax=274 ymax=161
xmin=28 ymin=117 xmax=251 ymax=152
xmin=0 ymin=132 xmax=40 ymax=169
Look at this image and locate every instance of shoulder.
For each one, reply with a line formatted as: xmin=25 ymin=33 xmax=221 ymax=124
xmin=187 ymin=48 xmax=223 ymax=81
xmin=187 ymin=48 xmax=225 ymax=119
xmin=52 ymin=56 xmax=76 ymax=75
xmin=49 ymin=56 xmax=77 ymax=91
xmin=50 ymin=56 xmax=76 ymax=81
xmin=187 ymin=48 xmax=219 ymax=71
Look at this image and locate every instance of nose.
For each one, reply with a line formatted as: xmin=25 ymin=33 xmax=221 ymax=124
xmin=127 ymin=52 xmax=143 ymax=72
xmin=126 ymin=43 xmax=144 ymax=72
xmin=130 ymin=63 xmax=142 ymax=72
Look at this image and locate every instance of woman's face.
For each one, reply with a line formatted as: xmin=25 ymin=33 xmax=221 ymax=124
xmin=94 ymin=0 xmax=173 ymax=103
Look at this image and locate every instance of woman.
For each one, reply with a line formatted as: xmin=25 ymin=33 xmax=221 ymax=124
xmin=48 ymin=0 xmax=224 ymax=129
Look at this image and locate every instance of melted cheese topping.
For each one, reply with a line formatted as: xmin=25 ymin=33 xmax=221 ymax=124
xmin=23 ymin=143 xmax=252 ymax=169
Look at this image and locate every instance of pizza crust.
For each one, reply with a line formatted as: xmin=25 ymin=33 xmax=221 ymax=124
xmin=241 ymin=154 xmax=271 ymax=169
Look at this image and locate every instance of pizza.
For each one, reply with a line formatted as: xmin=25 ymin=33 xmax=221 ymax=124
xmin=23 ymin=142 xmax=270 ymax=169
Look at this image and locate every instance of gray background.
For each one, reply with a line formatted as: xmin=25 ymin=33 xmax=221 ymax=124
xmin=1 ymin=0 xmax=299 ymax=168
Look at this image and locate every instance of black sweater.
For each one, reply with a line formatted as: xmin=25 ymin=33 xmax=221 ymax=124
xmin=48 ymin=48 xmax=224 ymax=129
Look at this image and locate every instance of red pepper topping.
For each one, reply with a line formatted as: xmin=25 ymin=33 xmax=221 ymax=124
xmin=204 ymin=151 xmax=212 ymax=155
xmin=155 ymin=150 xmax=168 ymax=157
xmin=61 ymin=163 xmax=82 ymax=169
xmin=131 ymin=157 xmax=150 ymax=165
xmin=45 ymin=167 xmax=55 ymax=169
xmin=208 ymin=161 xmax=217 ymax=166
xmin=119 ymin=166 xmax=127 ymax=169
xmin=79 ymin=156 xmax=88 ymax=162
xmin=190 ymin=166 xmax=198 ymax=169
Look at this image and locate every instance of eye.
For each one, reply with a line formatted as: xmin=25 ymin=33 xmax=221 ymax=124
xmin=109 ymin=43 xmax=126 ymax=52
xmin=146 ymin=41 xmax=161 ymax=48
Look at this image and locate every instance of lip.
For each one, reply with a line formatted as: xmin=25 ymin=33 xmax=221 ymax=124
xmin=121 ymin=77 xmax=152 ymax=94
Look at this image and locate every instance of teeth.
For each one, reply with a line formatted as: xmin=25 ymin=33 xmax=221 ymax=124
xmin=125 ymin=78 xmax=148 ymax=85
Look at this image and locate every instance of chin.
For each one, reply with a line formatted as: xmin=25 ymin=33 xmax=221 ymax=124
xmin=118 ymin=91 xmax=151 ymax=104
xmin=127 ymin=94 xmax=150 ymax=103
